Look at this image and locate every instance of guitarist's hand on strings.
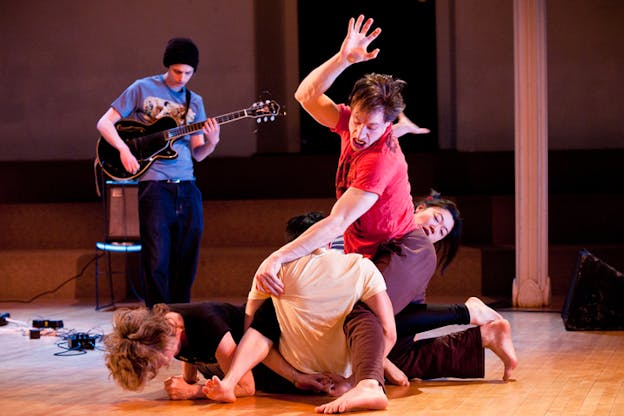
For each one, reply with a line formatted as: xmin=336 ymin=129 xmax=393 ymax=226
xmin=96 ymin=106 xmax=141 ymax=175
xmin=119 ymin=145 xmax=140 ymax=175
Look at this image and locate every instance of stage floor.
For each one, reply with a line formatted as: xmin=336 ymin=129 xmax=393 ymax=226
xmin=1 ymin=298 xmax=623 ymax=416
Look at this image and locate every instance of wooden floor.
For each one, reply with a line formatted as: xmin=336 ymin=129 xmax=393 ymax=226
xmin=1 ymin=297 xmax=624 ymax=416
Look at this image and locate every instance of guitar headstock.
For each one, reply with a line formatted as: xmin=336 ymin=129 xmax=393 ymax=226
xmin=247 ymin=100 xmax=285 ymax=123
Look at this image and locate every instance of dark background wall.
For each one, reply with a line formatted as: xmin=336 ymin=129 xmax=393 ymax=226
xmin=296 ymin=0 xmax=438 ymax=154
xmin=2 ymin=0 xmax=259 ymax=161
xmin=2 ymin=0 xmax=622 ymax=163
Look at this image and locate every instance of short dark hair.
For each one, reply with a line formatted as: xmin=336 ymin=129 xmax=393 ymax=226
xmin=348 ymin=73 xmax=406 ymax=123
xmin=284 ymin=211 xmax=326 ymax=243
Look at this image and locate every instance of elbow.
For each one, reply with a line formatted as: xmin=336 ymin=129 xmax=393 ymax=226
xmin=191 ymin=146 xmax=212 ymax=162
xmin=294 ymin=85 xmax=316 ymax=107
xmin=324 ymin=214 xmax=351 ymax=239
xmin=95 ymin=118 xmax=105 ymax=134
xmin=293 ymin=89 xmax=305 ymax=106
xmin=192 ymin=152 xmax=205 ymax=162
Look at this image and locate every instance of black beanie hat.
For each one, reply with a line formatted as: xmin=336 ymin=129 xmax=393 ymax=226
xmin=163 ymin=37 xmax=199 ymax=71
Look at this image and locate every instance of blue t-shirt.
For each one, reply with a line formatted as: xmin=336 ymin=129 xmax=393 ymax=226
xmin=111 ymin=74 xmax=207 ymax=181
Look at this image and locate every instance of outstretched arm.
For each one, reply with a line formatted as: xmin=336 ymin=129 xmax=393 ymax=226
xmin=294 ymin=14 xmax=382 ymax=129
xmin=254 ymin=187 xmax=378 ymax=296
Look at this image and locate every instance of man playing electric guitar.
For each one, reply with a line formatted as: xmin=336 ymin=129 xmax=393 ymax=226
xmin=96 ymin=37 xmax=218 ymax=307
xmin=96 ymin=100 xmax=281 ymax=181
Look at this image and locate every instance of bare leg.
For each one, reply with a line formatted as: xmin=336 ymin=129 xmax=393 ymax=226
xmin=465 ymin=297 xmax=503 ymax=325
xmin=315 ymin=379 xmax=387 ymax=414
xmin=480 ymin=319 xmax=518 ymax=381
xmin=202 ymin=328 xmax=271 ymax=402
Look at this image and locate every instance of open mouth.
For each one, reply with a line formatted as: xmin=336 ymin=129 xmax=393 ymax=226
xmin=352 ymin=138 xmax=366 ymax=149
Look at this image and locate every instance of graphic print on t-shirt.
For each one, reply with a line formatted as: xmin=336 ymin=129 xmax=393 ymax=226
xmin=142 ymin=96 xmax=196 ymax=124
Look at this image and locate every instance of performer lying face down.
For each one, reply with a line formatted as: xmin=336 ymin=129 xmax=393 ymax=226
xmin=104 ymin=301 xmax=340 ymax=398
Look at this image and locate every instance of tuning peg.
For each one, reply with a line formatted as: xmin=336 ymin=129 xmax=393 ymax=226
xmin=263 ymin=116 xmax=268 ymax=122
xmin=270 ymin=116 xmax=275 ymax=121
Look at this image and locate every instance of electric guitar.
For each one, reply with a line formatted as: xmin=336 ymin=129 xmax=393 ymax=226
xmin=96 ymin=99 xmax=283 ymax=180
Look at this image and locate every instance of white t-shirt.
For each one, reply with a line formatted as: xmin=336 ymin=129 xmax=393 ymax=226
xmin=248 ymin=248 xmax=386 ymax=377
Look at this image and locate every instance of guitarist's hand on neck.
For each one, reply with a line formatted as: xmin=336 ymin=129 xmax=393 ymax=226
xmin=192 ymin=117 xmax=220 ymax=162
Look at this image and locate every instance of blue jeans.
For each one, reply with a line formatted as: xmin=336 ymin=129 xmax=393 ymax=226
xmin=138 ymin=180 xmax=203 ymax=306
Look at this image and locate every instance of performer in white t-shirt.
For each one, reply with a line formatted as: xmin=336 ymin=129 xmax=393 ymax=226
xmin=204 ymin=212 xmax=395 ymax=413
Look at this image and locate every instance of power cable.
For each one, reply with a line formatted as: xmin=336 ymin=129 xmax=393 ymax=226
xmin=0 ymin=252 xmax=103 ymax=303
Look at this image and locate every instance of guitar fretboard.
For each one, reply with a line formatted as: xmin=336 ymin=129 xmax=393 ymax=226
xmin=165 ymin=110 xmax=248 ymax=140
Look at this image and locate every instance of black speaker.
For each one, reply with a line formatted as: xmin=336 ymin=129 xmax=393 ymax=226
xmin=105 ymin=181 xmax=140 ymax=242
xmin=562 ymin=249 xmax=624 ymax=331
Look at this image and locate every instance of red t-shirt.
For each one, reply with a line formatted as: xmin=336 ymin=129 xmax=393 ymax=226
xmin=332 ymin=104 xmax=416 ymax=258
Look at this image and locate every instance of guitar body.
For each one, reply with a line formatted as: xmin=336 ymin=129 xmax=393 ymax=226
xmin=96 ymin=100 xmax=283 ymax=181
xmin=97 ymin=117 xmax=181 ymax=180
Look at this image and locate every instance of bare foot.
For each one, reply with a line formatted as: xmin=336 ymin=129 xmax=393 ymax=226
xmin=202 ymin=375 xmax=237 ymax=403
xmin=384 ymin=358 xmax=409 ymax=386
xmin=315 ymin=379 xmax=387 ymax=414
xmin=465 ymin=297 xmax=503 ymax=325
xmin=480 ymin=319 xmax=518 ymax=381
xmin=394 ymin=112 xmax=430 ymax=137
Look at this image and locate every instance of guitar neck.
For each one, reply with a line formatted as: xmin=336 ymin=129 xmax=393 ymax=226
xmin=165 ymin=109 xmax=249 ymax=140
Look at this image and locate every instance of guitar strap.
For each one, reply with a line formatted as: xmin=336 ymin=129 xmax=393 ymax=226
xmin=181 ymin=88 xmax=191 ymax=124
